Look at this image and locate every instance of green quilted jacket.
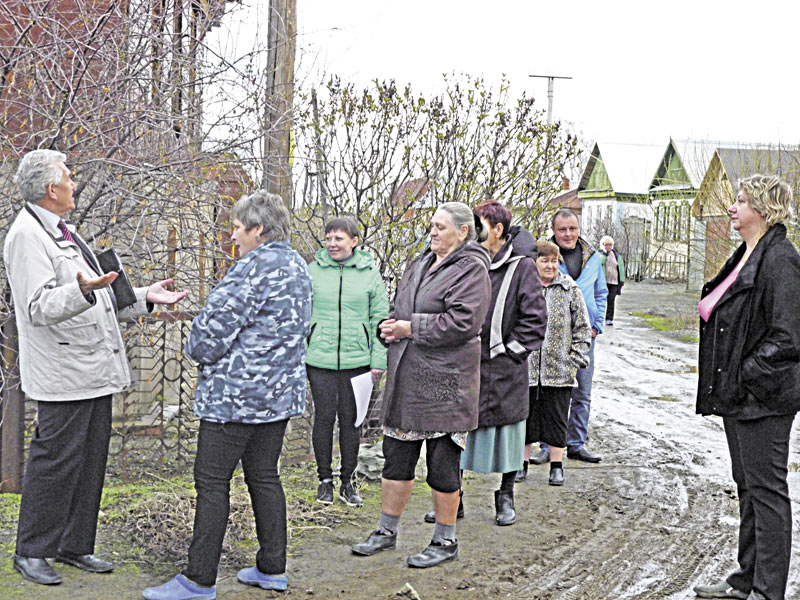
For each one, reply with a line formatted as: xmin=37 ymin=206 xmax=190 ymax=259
xmin=306 ymin=247 xmax=389 ymax=370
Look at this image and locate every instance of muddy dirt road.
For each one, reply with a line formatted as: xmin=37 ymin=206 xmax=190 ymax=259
xmin=3 ymin=281 xmax=799 ymax=599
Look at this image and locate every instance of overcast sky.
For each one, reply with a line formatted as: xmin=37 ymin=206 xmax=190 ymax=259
xmin=215 ymin=0 xmax=799 ymax=148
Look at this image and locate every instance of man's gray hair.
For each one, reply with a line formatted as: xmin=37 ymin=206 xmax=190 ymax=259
xmin=15 ymin=149 xmax=67 ymax=204
xmin=233 ymin=190 xmax=291 ymax=242
xmin=438 ymin=202 xmax=476 ymax=241
xmin=551 ymin=207 xmax=580 ymax=228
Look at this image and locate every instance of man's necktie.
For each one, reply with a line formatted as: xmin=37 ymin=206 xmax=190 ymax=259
xmin=57 ymin=219 xmax=119 ymax=311
xmin=57 ymin=219 xmax=76 ymax=244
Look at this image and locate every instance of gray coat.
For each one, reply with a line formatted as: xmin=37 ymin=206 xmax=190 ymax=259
xmin=382 ymin=241 xmax=491 ymax=432
xmin=528 ymin=271 xmax=592 ymax=387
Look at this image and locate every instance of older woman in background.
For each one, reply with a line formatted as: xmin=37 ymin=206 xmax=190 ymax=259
xmin=459 ymin=200 xmax=546 ymax=526
xmin=351 ymin=202 xmax=490 ymax=568
xmin=599 ymin=235 xmax=624 ymax=326
xmin=143 ymin=191 xmax=313 ymax=600
xmin=693 ymin=175 xmax=800 ymax=600
xmin=522 ymin=241 xmax=591 ymax=487
xmin=306 ymin=217 xmax=389 ymax=507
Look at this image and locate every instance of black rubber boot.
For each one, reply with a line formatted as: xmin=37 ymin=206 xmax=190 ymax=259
xmin=514 ymin=461 xmax=529 ymax=483
xmin=424 ymin=490 xmax=464 ymax=523
xmin=494 ymin=489 xmax=516 ymax=526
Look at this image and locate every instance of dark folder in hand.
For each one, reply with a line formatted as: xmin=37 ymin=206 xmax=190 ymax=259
xmin=96 ymin=248 xmax=138 ymax=310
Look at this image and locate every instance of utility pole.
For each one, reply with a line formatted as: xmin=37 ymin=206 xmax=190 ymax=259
xmin=263 ymin=0 xmax=296 ymax=210
xmin=310 ymin=88 xmax=329 ymax=224
xmin=528 ymin=74 xmax=572 ymax=125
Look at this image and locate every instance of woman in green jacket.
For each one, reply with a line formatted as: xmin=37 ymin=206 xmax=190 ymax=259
xmin=307 ymin=217 xmax=389 ymax=507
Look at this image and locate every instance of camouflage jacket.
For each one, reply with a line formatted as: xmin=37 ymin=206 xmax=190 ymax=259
xmin=186 ymin=241 xmax=313 ymax=424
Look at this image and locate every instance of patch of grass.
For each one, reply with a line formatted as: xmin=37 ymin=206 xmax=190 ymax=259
xmin=649 ymin=396 xmax=680 ymax=402
xmin=632 ymin=310 xmax=698 ymax=339
xmin=94 ymin=460 xmax=383 ymax=571
xmin=0 ymin=492 xmax=20 ymax=523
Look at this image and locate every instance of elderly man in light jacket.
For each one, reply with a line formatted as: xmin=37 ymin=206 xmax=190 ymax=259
xmin=3 ymin=149 xmax=187 ymax=586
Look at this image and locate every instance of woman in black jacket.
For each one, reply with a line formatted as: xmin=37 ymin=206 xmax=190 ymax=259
xmin=693 ymin=175 xmax=800 ymax=600
xmin=459 ymin=201 xmax=546 ymax=526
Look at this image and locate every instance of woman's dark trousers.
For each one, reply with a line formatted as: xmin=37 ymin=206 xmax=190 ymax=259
xmin=605 ymin=283 xmax=619 ymax=321
xmin=184 ymin=419 xmax=289 ymax=587
xmin=16 ymin=397 xmax=112 ymax=558
xmin=307 ymin=365 xmax=369 ymax=482
xmin=723 ymin=414 xmax=795 ymax=600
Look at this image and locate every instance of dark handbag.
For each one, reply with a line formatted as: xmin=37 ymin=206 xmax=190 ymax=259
xmin=95 ymin=248 xmax=138 ymax=310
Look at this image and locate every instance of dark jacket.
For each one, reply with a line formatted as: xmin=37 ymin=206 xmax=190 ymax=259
xmin=382 ymin=241 xmax=491 ymax=432
xmin=696 ymin=224 xmax=800 ymax=419
xmin=478 ymin=228 xmax=547 ymax=428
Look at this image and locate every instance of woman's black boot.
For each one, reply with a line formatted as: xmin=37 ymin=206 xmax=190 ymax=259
xmin=494 ymin=490 xmax=516 ymax=526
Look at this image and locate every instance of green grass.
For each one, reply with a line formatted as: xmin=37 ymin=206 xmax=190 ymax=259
xmin=632 ymin=311 xmax=699 ymax=342
xmin=1 ymin=461 xmax=384 ymax=579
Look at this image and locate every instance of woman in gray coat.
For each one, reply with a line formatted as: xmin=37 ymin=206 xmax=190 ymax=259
xmin=351 ymin=202 xmax=490 ymax=569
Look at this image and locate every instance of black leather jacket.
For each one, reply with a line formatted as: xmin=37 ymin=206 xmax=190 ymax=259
xmin=696 ymin=224 xmax=800 ymax=419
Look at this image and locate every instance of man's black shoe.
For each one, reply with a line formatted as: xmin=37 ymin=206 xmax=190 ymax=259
xmin=567 ymin=446 xmax=602 ymax=463
xmin=407 ymin=540 xmax=458 ymax=568
xmin=55 ymin=553 xmax=114 ymax=573
xmin=352 ymin=529 xmax=397 ymax=556
xmin=13 ymin=555 xmax=62 ymax=585
xmin=529 ymin=448 xmax=550 ymax=465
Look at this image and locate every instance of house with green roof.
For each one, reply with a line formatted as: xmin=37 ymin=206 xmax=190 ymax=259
xmin=577 ymin=141 xmax=664 ymax=280
xmin=648 ymin=139 xmax=715 ymax=286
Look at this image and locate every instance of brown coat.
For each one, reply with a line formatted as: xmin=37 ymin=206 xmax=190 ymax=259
xmin=382 ymin=241 xmax=491 ymax=432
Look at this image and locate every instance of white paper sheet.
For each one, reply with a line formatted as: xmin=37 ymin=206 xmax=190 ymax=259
xmin=351 ymin=371 xmax=374 ymax=427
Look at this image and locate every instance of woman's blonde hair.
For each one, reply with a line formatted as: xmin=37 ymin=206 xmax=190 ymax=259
xmin=738 ymin=174 xmax=793 ymax=227
xmin=599 ymin=235 xmax=614 ymax=247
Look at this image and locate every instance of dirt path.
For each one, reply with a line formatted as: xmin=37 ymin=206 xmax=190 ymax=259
xmin=2 ymin=281 xmax=799 ymax=599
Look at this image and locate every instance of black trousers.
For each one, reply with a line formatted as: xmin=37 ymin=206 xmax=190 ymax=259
xmin=184 ymin=419 xmax=288 ymax=587
xmin=605 ymin=283 xmax=619 ymax=321
xmin=16 ymin=396 xmax=112 ymax=557
xmin=724 ymin=414 xmax=795 ymax=600
xmin=307 ymin=365 xmax=369 ymax=482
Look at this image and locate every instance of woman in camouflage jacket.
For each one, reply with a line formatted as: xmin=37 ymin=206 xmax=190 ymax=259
xmin=144 ymin=191 xmax=312 ymax=599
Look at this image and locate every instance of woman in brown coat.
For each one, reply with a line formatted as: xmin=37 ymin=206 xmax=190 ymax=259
xmin=351 ymin=202 xmax=490 ymax=568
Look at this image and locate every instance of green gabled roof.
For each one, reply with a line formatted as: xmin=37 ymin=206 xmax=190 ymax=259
xmin=585 ymin=155 xmax=611 ymax=191
xmin=651 ymin=141 xmax=692 ymax=190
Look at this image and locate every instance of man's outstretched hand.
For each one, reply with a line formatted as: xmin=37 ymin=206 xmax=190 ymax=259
xmin=147 ymin=279 xmax=189 ymax=305
xmin=77 ymin=271 xmax=117 ymax=296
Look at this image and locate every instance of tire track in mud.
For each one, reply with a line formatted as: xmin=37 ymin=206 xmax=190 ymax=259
xmin=503 ymin=333 xmax=739 ymax=600
xmin=506 ymin=456 xmax=737 ymax=599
